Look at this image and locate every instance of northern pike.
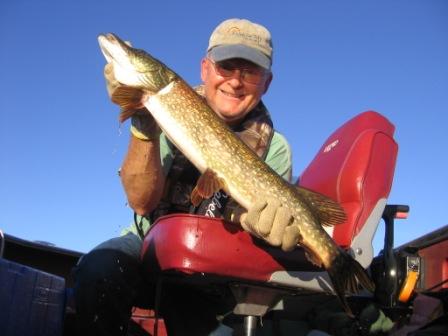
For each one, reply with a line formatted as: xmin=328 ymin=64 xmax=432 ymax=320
xmin=98 ymin=33 xmax=375 ymax=314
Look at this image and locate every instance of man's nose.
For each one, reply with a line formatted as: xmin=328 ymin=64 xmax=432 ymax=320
xmin=227 ymin=69 xmax=244 ymax=86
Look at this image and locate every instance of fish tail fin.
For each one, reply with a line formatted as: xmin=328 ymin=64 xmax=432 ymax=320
xmin=327 ymin=251 xmax=375 ymax=317
xmin=111 ymin=86 xmax=146 ymax=122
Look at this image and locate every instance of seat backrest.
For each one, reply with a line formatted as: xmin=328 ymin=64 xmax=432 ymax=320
xmin=298 ymin=111 xmax=398 ymax=255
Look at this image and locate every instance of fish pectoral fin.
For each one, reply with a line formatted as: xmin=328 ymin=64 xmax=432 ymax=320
xmin=118 ymin=108 xmax=136 ymax=123
xmin=296 ymin=186 xmax=346 ymax=227
xmin=190 ymin=190 xmax=204 ymax=208
xmin=190 ymin=169 xmax=226 ymax=207
xmin=111 ymin=86 xmax=146 ymax=122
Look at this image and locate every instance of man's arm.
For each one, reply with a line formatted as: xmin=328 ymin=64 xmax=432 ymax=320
xmin=120 ymin=135 xmax=165 ymax=216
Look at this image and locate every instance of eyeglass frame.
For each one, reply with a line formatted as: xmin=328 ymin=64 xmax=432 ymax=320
xmin=206 ymin=57 xmax=270 ymax=85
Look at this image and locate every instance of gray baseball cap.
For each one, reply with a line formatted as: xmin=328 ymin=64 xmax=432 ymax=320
xmin=207 ymin=18 xmax=273 ymax=70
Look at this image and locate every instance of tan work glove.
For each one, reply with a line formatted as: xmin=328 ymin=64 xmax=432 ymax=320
xmin=228 ymin=198 xmax=300 ymax=252
xmin=104 ymin=63 xmax=161 ymax=141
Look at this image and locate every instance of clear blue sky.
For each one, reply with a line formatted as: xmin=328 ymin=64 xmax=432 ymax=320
xmin=1 ymin=0 xmax=447 ymax=255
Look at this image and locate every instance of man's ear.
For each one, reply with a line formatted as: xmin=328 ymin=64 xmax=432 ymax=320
xmin=262 ymin=72 xmax=273 ymax=94
xmin=200 ymin=58 xmax=209 ymax=82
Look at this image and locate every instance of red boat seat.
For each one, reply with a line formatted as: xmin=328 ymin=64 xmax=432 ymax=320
xmin=299 ymin=110 xmax=397 ymax=267
xmin=141 ymin=110 xmax=398 ymax=301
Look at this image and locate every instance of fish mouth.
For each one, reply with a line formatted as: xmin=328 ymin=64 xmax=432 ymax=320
xmin=98 ymin=32 xmax=148 ymax=88
xmin=98 ymin=33 xmax=127 ymax=65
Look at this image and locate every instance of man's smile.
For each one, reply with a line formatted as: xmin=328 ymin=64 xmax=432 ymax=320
xmin=219 ymin=89 xmax=244 ymax=99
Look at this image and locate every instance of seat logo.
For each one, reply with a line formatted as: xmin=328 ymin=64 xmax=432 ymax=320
xmin=323 ymin=139 xmax=339 ymax=153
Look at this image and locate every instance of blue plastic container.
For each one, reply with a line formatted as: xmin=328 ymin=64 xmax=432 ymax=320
xmin=0 ymin=258 xmax=66 ymax=336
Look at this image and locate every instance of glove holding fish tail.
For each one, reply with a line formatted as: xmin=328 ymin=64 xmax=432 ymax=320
xmin=240 ymin=198 xmax=300 ymax=251
xmin=104 ymin=63 xmax=161 ymax=141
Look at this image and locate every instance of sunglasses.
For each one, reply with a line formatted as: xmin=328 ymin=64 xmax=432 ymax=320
xmin=208 ymin=58 xmax=269 ymax=85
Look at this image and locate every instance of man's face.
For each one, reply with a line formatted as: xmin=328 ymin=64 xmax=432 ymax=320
xmin=201 ymin=57 xmax=273 ymax=125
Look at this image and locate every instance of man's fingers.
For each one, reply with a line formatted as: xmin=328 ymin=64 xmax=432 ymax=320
xmin=265 ymin=206 xmax=293 ymax=246
xmin=257 ymin=198 xmax=281 ymax=236
xmin=281 ymin=225 xmax=301 ymax=252
xmin=104 ymin=63 xmax=116 ymax=82
xmin=104 ymin=63 xmax=120 ymax=97
xmin=104 ymin=62 xmax=113 ymax=74
xmin=241 ymin=199 xmax=299 ymax=251
xmin=240 ymin=213 xmax=252 ymax=234
xmin=242 ymin=199 xmax=268 ymax=234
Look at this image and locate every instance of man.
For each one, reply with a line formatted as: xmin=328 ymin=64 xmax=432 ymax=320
xmin=74 ymin=18 xmax=299 ymax=336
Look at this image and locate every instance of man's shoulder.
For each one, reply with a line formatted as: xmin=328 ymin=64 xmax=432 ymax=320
xmin=270 ymin=130 xmax=291 ymax=150
xmin=266 ymin=130 xmax=292 ymax=181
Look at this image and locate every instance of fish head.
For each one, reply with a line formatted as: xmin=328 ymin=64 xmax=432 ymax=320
xmin=98 ymin=33 xmax=176 ymax=93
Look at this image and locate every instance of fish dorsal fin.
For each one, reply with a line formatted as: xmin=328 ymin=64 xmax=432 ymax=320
xmin=191 ymin=168 xmax=227 ymax=207
xmin=296 ymin=186 xmax=346 ymax=227
xmin=111 ymin=86 xmax=146 ymax=122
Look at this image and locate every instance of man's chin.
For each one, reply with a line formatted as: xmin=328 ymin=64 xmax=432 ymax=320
xmin=216 ymin=112 xmax=247 ymax=126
